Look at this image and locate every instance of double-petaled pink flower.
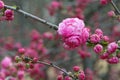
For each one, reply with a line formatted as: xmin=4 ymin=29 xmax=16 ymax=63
xmin=58 ymin=18 xmax=89 ymax=49
xmin=107 ymin=56 xmax=119 ymax=64
xmin=107 ymin=42 xmax=118 ymax=53
xmin=1 ymin=57 xmax=12 ymax=68
xmin=94 ymin=44 xmax=103 ymax=54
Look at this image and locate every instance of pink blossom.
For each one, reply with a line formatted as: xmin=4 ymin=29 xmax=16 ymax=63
xmin=18 ymin=48 xmax=25 ymax=54
xmin=107 ymin=57 xmax=119 ymax=64
xmin=100 ymin=0 xmax=109 ymax=5
xmin=78 ymin=71 xmax=85 ymax=80
xmin=50 ymin=1 xmax=61 ymax=10
xmin=4 ymin=42 xmax=14 ymax=50
xmin=58 ymin=18 xmax=89 ymax=49
xmin=0 ymin=71 xmax=5 ymax=79
xmin=4 ymin=9 xmax=14 ymax=21
xmin=4 ymin=9 xmax=14 ymax=17
xmin=47 ymin=1 xmax=61 ymax=16
xmin=58 ymin=18 xmax=85 ymax=37
xmin=25 ymin=48 xmax=38 ymax=58
xmin=63 ymin=36 xmax=82 ymax=49
xmin=90 ymin=34 xmax=101 ymax=43
xmin=95 ymin=28 xmax=103 ymax=38
xmin=17 ymin=70 xmax=24 ymax=79
xmin=85 ymin=68 xmax=93 ymax=80
xmin=78 ymin=50 xmax=91 ymax=59
xmin=100 ymin=52 xmax=109 ymax=59
xmin=102 ymin=36 xmax=109 ymax=42
xmin=43 ymin=32 xmax=54 ymax=40
xmin=73 ymin=66 xmax=80 ymax=72
xmin=108 ymin=10 xmax=115 ymax=17
xmin=81 ymin=28 xmax=90 ymax=43
xmin=14 ymin=42 xmax=22 ymax=49
xmin=0 ymin=1 xmax=4 ymax=10
xmin=1 ymin=57 xmax=12 ymax=68
xmin=30 ymin=30 xmax=41 ymax=41
xmin=94 ymin=44 xmax=103 ymax=54
xmin=107 ymin=42 xmax=118 ymax=53
xmin=57 ymin=75 xmax=63 ymax=80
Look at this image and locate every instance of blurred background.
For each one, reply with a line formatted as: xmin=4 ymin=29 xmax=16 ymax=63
xmin=0 ymin=0 xmax=120 ymax=80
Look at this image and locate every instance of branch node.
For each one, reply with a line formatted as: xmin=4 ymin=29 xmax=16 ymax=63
xmin=16 ymin=6 xmax=20 ymax=10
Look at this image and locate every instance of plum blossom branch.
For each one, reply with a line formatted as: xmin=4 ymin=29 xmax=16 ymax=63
xmin=110 ymin=0 xmax=120 ymax=15
xmin=37 ymin=60 xmax=70 ymax=76
xmin=4 ymin=5 xmax=58 ymax=30
xmin=20 ymin=56 xmax=72 ymax=77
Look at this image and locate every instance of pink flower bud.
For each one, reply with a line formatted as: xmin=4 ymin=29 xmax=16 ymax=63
xmin=95 ymin=28 xmax=103 ymax=38
xmin=78 ymin=50 xmax=91 ymax=59
xmin=47 ymin=1 xmax=61 ymax=16
xmin=4 ymin=9 xmax=14 ymax=17
xmin=4 ymin=9 xmax=14 ymax=21
xmin=100 ymin=52 xmax=109 ymax=59
xmin=32 ymin=58 xmax=38 ymax=63
xmin=50 ymin=1 xmax=61 ymax=10
xmin=107 ymin=57 xmax=119 ymax=64
xmin=0 ymin=71 xmax=5 ymax=79
xmin=18 ymin=48 xmax=25 ymax=54
xmin=108 ymin=10 xmax=115 ymax=17
xmin=1 ymin=57 xmax=12 ymax=68
xmin=30 ymin=30 xmax=41 ymax=41
xmin=107 ymin=42 xmax=118 ymax=53
xmin=102 ymin=36 xmax=109 ymax=42
xmin=43 ymin=32 xmax=54 ymax=40
xmin=94 ymin=44 xmax=103 ymax=54
xmin=90 ymin=34 xmax=101 ymax=43
xmin=17 ymin=70 xmax=24 ymax=79
xmin=0 ymin=1 xmax=4 ymax=10
xmin=73 ymin=66 xmax=80 ymax=72
xmin=57 ymin=75 xmax=63 ymax=80
xmin=78 ymin=71 xmax=85 ymax=80
xmin=100 ymin=0 xmax=108 ymax=5
xmin=64 ymin=76 xmax=72 ymax=80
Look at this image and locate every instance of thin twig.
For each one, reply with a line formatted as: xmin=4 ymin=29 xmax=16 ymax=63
xmin=110 ymin=0 xmax=120 ymax=15
xmin=37 ymin=60 xmax=69 ymax=76
xmin=4 ymin=5 xmax=58 ymax=30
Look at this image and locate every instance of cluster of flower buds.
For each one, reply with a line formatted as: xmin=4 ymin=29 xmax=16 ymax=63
xmin=57 ymin=66 xmax=85 ymax=80
xmin=15 ymin=48 xmax=38 ymax=69
xmin=58 ymin=17 xmax=120 ymax=64
xmin=87 ymin=28 xmax=120 ymax=64
xmin=0 ymin=56 xmax=25 ymax=80
xmin=0 ymin=0 xmax=14 ymax=21
xmin=101 ymin=42 xmax=119 ymax=64
xmin=15 ymin=55 xmax=46 ymax=79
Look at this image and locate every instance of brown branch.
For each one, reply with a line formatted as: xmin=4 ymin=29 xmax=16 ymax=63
xmin=37 ymin=60 xmax=70 ymax=76
xmin=110 ymin=0 xmax=120 ymax=15
xmin=4 ymin=5 xmax=58 ymax=30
